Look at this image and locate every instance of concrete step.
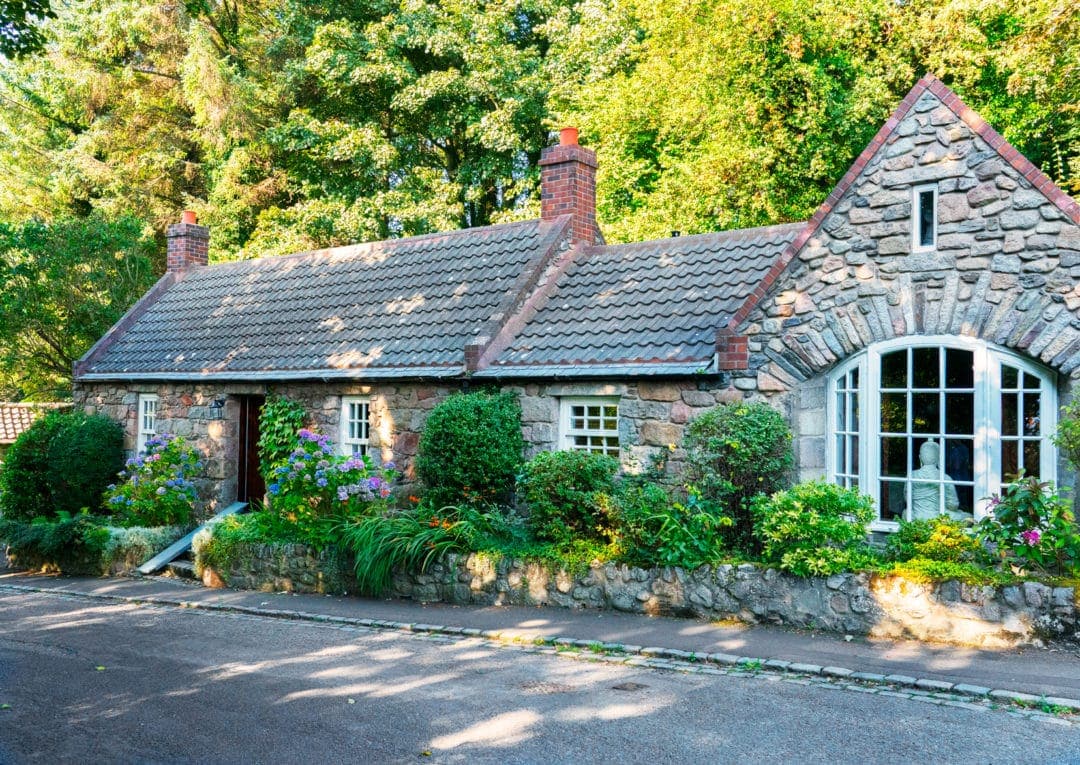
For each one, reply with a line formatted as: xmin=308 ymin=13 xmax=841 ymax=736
xmin=164 ymin=560 xmax=197 ymax=580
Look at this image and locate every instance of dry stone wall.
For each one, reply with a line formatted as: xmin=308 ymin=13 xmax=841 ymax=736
xmin=198 ymin=543 xmax=1080 ymax=649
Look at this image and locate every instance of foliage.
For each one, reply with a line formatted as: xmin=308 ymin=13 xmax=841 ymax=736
xmin=616 ymin=482 xmax=733 ymax=569
xmin=0 ymin=0 xmax=55 ymax=57
xmin=0 ymin=513 xmax=184 ymax=574
xmin=885 ymin=516 xmax=987 ymax=564
xmin=518 ymin=450 xmax=619 ymax=545
xmin=883 ymin=558 xmax=1020 ymax=587
xmin=339 ymin=502 xmax=513 ymax=596
xmin=194 ymin=511 xmax=314 ymax=579
xmin=47 ymin=411 xmax=125 ymax=516
xmin=1053 ymin=394 xmax=1080 ymax=473
xmin=257 ymin=394 xmax=309 ymax=483
xmin=0 ymin=512 xmax=109 ymax=574
xmin=0 ymin=215 xmax=157 ymax=399
xmin=0 ymin=409 xmax=65 ymax=521
xmin=105 ymin=434 xmax=201 ymax=527
xmin=415 ymin=391 xmax=524 ymax=509
xmin=684 ymin=402 xmax=793 ymax=550
xmin=267 ymin=429 xmax=395 ymax=546
xmin=752 ymin=480 xmax=875 ymax=577
xmin=0 ymin=410 xmax=122 ymax=521
xmin=977 ymin=476 xmax=1080 ymax=575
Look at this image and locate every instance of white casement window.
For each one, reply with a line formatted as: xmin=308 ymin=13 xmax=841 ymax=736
xmin=136 ymin=394 xmax=158 ymax=455
xmin=912 ymin=183 xmax=937 ymax=251
xmin=561 ymin=397 xmax=620 ymax=457
xmin=340 ymin=396 xmax=370 ymax=456
xmin=827 ymin=337 xmax=1056 ymax=531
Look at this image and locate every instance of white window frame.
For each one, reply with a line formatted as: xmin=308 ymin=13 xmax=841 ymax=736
xmin=136 ymin=394 xmax=158 ymax=455
xmin=827 ymin=336 xmax=1056 ymax=532
xmin=911 ymin=183 xmax=938 ymax=252
xmin=339 ymin=396 xmax=370 ymax=457
xmin=560 ymin=397 xmax=621 ymax=457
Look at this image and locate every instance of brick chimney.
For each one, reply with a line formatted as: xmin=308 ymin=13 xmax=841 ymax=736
xmin=540 ymin=127 xmax=602 ymax=245
xmin=166 ymin=210 xmax=209 ymax=271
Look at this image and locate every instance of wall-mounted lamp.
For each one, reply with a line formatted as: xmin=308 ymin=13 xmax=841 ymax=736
xmin=209 ymin=397 xmax=227 ymax=420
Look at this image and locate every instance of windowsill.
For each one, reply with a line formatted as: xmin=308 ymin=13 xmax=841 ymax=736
xmin=869 ymin=520 xmax=901 ymax=534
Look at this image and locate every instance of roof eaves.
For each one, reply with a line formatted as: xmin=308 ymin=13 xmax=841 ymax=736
xmin=75 ymin=366 xmax=464 ymax=383
xmin=473 ymin=360 xmax=717 ymax=379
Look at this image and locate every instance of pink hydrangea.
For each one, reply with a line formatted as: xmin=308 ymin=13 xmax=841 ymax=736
xmin=1020 ymin=529 xmax=1041 ymax=546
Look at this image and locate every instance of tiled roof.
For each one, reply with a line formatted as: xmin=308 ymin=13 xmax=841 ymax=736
xmin=481 ymin=223 xmax=803 ymax=375
xmin=78 ymin=219 xmax=570 ymax=380
xmin=0 ymin=403 xmax=69 ymax=444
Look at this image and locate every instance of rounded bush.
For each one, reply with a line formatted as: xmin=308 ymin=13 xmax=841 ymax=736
xmin=0 ymin=411 xmax=65 ymax=521
xmin=48 ymin=412 xmax=124 ymax=515
xmin=751 ymin=480 xmax=875 ymax=576
xmin=519 ymin=450 xmax=619 ymax=544
xmin=415 ymin=391 xmax=524 ymax=508
xmin=684 ymin=402 xmax=793 ymax=549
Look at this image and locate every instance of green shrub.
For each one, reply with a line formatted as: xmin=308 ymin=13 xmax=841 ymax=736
xmin=1054 ymin=395 xmax=1080 ymax=472
xmin=0 ymin=512 xmax=109 ymax=574
xmin=519 ymin=450 xmax=619 ymax=544
xmin=414 ymin=391 xmax=524 ymax=508
xmin=258 ymin=394 xmax=309 ymax=483
xmin=48 ymin=412 xmax=124 ymax=516
xmin=884 ymin=558 xmax=1019 ymax=587
xmin=106 ymin=434 xmax=200 ymax=527
xmin=0 ymin=410 xmax=122 ymax=521
xmin=752 ymin=480 xmax=875 ymax=577
xmin=0 ymin=411 xmax=65 ymax=521
xmin=616 ymin=483 xmax=732 ymax=568
xmin=684 ymin=402 xmax=793 ymax=550
xmin=266 ymin=429 xmax=395 ymax=546
xmin=977 ymin=476 xmax=1080 ymax=575
xmin=194 ymin=512 xmax=314 ymax=580
xmin=886 ymin=516 xmax=985 ymax=563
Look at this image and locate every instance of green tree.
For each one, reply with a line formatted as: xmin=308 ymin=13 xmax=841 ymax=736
xmin=0 ymin=0 xmax=54 ymax=57
xmin=0 ymin=214 xmax=156 ymax=399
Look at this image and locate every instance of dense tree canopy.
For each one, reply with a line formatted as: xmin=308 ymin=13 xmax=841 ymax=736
xmin=0 ymin=0 xmax=1075 ymax=397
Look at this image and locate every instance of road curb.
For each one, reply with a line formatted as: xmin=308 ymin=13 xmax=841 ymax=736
xmin=4 ymin=581 xmax=1079 ymax=717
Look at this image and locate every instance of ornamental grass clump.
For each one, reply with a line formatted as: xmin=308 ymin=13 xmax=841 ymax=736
xmin=977 ymin=476 xmax=1080 ymax=575
xmin=267 ymin=429 xmax=396 ymax=546
xmin=106 ymin=434 xmax=200 ymax=527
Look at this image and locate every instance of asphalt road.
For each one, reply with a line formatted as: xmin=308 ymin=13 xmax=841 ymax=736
xmin=1 ymin=589 xmax=1079 ymax=765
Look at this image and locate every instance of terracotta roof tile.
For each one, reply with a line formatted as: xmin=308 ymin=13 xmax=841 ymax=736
xmin=0 ymin=403 xmax=70 ymax=444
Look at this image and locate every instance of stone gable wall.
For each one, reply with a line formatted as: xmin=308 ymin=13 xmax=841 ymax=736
xmin=727 ymin=88 xmax=1080 ymax=484
xmin=73 ymin=377 xmax=731 ymax=508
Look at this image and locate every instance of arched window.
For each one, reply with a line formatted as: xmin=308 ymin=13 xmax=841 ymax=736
xmin=827 ymin=337 xmax=1057 ymax=531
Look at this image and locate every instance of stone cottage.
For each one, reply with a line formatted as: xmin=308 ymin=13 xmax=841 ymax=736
xmin=73 ymin=75 xmax=1080 ymax=529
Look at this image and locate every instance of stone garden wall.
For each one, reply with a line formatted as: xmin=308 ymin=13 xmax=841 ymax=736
xmin=200 ymin=543 xmax=1079 ymax=649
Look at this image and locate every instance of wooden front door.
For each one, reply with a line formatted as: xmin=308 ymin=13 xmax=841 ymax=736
xmin=237 ymin=395 xmax=266 ymax=503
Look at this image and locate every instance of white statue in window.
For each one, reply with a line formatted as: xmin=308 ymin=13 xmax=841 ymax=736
xmin=909 ymin=441 xmax=962 ymax=520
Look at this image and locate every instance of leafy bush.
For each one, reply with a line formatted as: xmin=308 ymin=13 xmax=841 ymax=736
xmin=616 ymin=483 xmax=732 ymax=569
xmin=1054 ymin=395 xmax=1080 ymax=472
xmin=414 ymin=391 xmax=524 ymax=508
xmin=1 ymin=514 xmax=185 ymax=575
xmin=48 ymin=412 xmax=124 ymax=515
xmin=258 ymin=394 xmax=309 ymax=483
xmin=0 ymin=410 xmax=123 ymax=521
xmin=0 ymin=411 xmax=65 ymax=521
xmin=0 ymin=512 xmax=110 ymax=574
xmin=194 ymin=512 xmax=316 ymax=580
xmin=752 ymin=480 xmax=875 ymax=576
xmin=977 ymin=476 xmax=1080 ymax=575
xmin=685 ymin=402 xmax=793 ymax=549
xmin=106 ymin=434 xmax=200 ymax=527
xmin=519 ymin=450 xmax=619 ymax=544
xmin=267 ymin=429 xmax=395 ymax=546
xmin=886 ymin=516 xmax=985 ymax=563
xmin=339 ymin=503 xmax=512 ymax=595
xmin=884 ymin=558 xmax=1019 ymax=587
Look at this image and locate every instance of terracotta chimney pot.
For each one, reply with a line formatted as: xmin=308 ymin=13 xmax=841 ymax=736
xmin=559 ymin=127 xmax=579 ymax=146
xmin=181 ymin=210 xmax=198 ymax=225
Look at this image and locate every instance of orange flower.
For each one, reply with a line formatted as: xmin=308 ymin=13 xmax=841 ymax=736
xmin=409 ymin=495 xmax=421 ymax=504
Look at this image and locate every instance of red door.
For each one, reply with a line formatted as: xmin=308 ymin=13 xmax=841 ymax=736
xmin=237 ymin=395 xmax=266 ymax=503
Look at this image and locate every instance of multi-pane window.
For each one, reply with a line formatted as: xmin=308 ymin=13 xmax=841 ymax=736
xmin=562 ymin=398 xmax=620 ymax=457
xmin=912 ymin=184 xmax=937 ymax=251
xmin=340 ymin=397 xmax=370 ymax=456
xmin=828 ymin=339 xmax=1056 ymax=529
xmin=136 ymin=394 xmax=158 ymax=454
